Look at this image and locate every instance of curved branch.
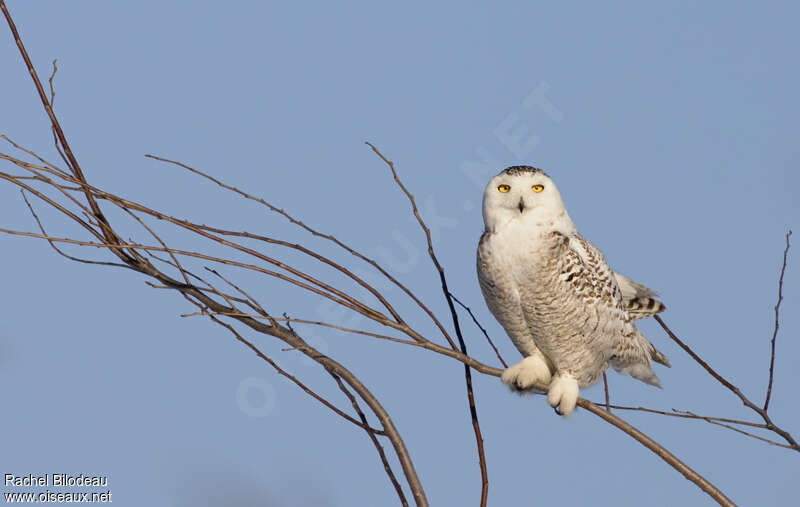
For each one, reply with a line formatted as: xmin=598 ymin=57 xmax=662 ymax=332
xmin=328 ymin=372 xmax=409 ymax=507
xmin=180 ymin=284 xmax=429 ymax=506
xmin=578 ymin=400 xmax=735 ymax=506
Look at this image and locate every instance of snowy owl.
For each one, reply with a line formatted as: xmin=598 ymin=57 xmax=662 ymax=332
xmin=476 ymin=166 xmax=669 ymax=416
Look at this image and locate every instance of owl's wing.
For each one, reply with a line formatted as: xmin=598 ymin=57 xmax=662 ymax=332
xmin=562 ymin=234 xmax=666 ymax=319
xmin=556 ymin=232 xmax=670 ymax=374
xmin=614 ymin=272 xmax=658 ymax=299
xmin=557 ymin=232 xmax=626 ymax=314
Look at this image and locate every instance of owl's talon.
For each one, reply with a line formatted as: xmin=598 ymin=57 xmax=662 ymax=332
xmin=547 ymin=373 xmax=579 ymax=416
xmin=501 ymin=355 xmax=552 ymax=392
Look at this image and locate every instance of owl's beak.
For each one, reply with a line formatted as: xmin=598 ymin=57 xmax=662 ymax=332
xmin=517 ymin=198 xmax=525 ymax=213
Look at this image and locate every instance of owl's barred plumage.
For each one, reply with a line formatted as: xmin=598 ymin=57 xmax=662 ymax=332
xmin=477 ymin=166 xmax=669 ymax=415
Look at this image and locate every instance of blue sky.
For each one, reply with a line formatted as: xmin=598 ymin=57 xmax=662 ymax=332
xmin=1 ymin=1 xmax=798 ymax=505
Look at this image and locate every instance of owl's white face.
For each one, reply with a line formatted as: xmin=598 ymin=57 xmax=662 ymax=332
xmin=481 ymin=166 xmax=574 ymax=234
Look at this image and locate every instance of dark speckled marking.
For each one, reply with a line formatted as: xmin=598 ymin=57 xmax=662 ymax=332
xmin=501 ymin=165 xmax=548 ymax=177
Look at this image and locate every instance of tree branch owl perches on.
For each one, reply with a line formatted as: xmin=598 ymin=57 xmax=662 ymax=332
xmin=0 ymin=3 xmax=796 ymax=507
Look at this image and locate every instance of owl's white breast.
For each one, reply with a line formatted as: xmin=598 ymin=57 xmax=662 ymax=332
xmin=488 ymin=216 xmax=559 ymax=271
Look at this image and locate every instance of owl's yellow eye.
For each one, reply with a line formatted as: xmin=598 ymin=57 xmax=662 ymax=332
xmin=497 ymin=184 xmax=511 ymax=193
xmin=532 ymin=184 xmax=544 ymax=193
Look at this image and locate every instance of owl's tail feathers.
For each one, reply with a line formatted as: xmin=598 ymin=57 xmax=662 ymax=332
xmin=648 ymin=342 xmax=671 ymax=368
xmin=626 ymin=297 xmax=667 ymax=320
xmin=611 ymin=335 xmax=670 ymax=388
xmin=614 ymin=272 xmax=667 ymax=320
xmin=617 ymin=362 xmax=663 ymax=388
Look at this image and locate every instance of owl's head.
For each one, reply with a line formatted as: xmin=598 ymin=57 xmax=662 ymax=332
xmin=481 ymin=166 xmax=574 ymax=233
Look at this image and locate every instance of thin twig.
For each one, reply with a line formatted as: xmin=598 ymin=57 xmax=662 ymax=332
xmin=367 ymin=142 xmax=490 ymax=507
xmin=603 ymin=404 xmax=767 ymax=428
xmin=204 ymin=267 xmax=272 ymax=321
xmin=765 ymin=230 xmax=791 ymax=411
xmin=0 ymin=168 xmax=108 ymax=245
xmin=0 ymin=225 xmax=381 ymax=318
xmin=19 ymin=189 xmax=131 ymax=269
xmin=449 ymin=292 xmax=508 ymax=368
xmin=601 ymin=403 xmax=794 ymax=449
xmin=142 ymin=261 xmax=258 ymax=314
xmin=47 ymin=59 xmax=57 ymax=108
xmin=1 ymin=134 xmax=67 ymax=175
xmin=185 ymin=312 xmax=422 ymax=345
xmin=654 ymin=315 xmax=799 ymax=451
xmin=678 ymin=411 xmax=793 ymax=450
xmin=121 ymin=206 xmax=190 ymax=285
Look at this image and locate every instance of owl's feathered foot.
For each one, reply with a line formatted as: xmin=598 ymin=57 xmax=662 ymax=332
xmin=547 ymin=372 xmax=579 ymax=416
xmin=501 ymin=355 xmax=552 ymax=391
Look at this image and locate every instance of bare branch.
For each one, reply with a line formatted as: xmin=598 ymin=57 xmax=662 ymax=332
xmin=367 ymin=142 xmax=490 ymax=506
xmin=329 ymin=372 xmax=409 ymax=507
xmin=577 ymin=399 xmax=735 ymax=507
xmin=0 ymin=170 xmax=114 ymax=247
xmin=449 ymin=292 xmax=508 ymax=368
xmin=0 ymin=0 xmax=126 ymax=252
xmin=765 ymin=230 xmax=791 ymax=411
xmin=161 ymin=275 xmax=431 ymax=504
xmin=121 ymin=206 xmax=191 ymax=285
xmin=206 ymin=314 xmax=387 ymax=436
xmin=655 ymin=315 xmax=798 ymax=451
xmin=145 ymin=153 xmax=458 ymax=350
